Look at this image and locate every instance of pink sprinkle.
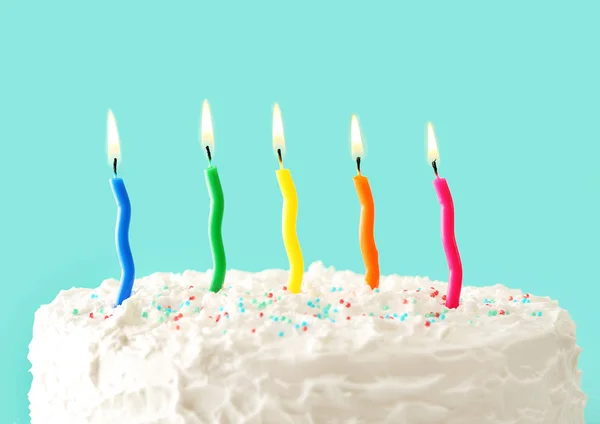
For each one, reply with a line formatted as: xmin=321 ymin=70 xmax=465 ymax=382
xmin=283 ymin=286 xmax=287 ymax=291
xmin=216 ymin=314 xmax=221 ymax=323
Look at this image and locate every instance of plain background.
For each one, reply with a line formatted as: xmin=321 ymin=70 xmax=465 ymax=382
xmin=0 ymin=0 xmax=598 ymax=422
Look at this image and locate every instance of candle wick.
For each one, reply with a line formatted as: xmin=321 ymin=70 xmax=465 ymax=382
xmin=113 ymin=158 xmax=118 ymax=177
xmin=205 ymin=145 xmax=213 ymax=165
xmin=277 ymin=148 xmax=283 ymax=169
xmin=432 ymin=160 xmax=439 ymax=178
xmin=356 ymin=157 xmax=362 ymax=175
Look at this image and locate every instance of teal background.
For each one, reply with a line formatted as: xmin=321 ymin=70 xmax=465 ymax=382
xmin=0 ymin=0 xmax=598 ymax=422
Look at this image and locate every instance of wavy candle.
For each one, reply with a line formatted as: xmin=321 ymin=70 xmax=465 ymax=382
xmin=107 ymin=110 xmax=135 ymax=307
xmin=273 ymin=103 xmax=304 ymax=293
xmin=350 ymin=115 xmax=380 ymax=289
xmin=427 ymin=123 xmax=463 ymax=309
xmin=201 ymin=100 xmax=226 ymax=293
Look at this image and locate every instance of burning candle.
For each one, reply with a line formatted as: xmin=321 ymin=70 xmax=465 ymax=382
xmin=107 ymin=110 xmax=135 ymax=307
xmin=351 ymin=115 xmax=380 ymax=289
xmin=201 ymin=100 xmax=227 ymax=293
xmin=427 ymin=122 xmax=463 ymax=309
xmin=272 ymin=103 xmax=304 ymax=293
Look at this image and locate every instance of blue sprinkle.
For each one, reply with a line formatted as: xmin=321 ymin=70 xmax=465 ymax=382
xmin=273 ymin=317 xmax=279 ymax=322
xmin=337 ymin=287 xmax=343 ymax=292
xmin=537 ymin=311 xmax=542 ymax=316
xmin=400 ymin=316 xmax=406 ymax=321
xmin=157 ymin=305 xmax=162 ymax=311
xmin=317 ymin=313 xmax=322 ymax=319
xmin=393 ymin=313 xmax=398 ymax=318
xmin=185 ymin=301 xmax=190 ymax=306
xmin=240 ymin=308 xmax=246 ymax=313
xmin=301 ymin=321 xmax=307 ymax=327
xmin=333 ymin=308 xmax=338 ymax=313
xmin=278 ymin=332 xmax=284 ymax=337
xmin=440 ymin=314 xmax=446 ymax=320
xmin=295 ymin=324 xmax=300 ymax=329
xmin=375 ymin=288 xmax=380 ymax=293
xmin=315 ymin=298 xmax=320 ymax=303
xmin=330 ymin=288 xmax=336 ymax=292
xmin=331 ymin=319 xmax=336 ymax=323
xmin=430 ymin=319 xmax=436 ymax=323
xmin=385 ymin=314 xmax=389 ymax=319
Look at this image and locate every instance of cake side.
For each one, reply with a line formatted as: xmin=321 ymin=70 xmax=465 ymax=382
xmin=29 ymin=262 xmax=586 ymax=424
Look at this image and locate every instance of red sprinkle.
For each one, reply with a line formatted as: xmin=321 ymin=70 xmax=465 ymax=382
xmin=216 ymin=314 xmax=221 ymax=322
xmin=499 ymin=310 xmax=506 ymax=315
xmin=189 ymin=296 xmax=196 ymax=301
xmin=435 ymin=312 xmax=440 ymax=318
xmin=402 ymin=299 xmax=408 ymax=304
xmin=176 ymin=325 xmax=180 ymax=330
xmin=89 ymin=312 xmax=94 ymax=319
xmin=345 ymin=302 xmax=351 ymax=308
xmin=268 ymin=293 xmax=273 ymax=298
xmin=425 ymin=321 xmax=431 ymax=327
xmin=259 ymin=312 xmax=264 ymax=318
xmin=283 ymin=286 xmax=287 ymax=291
xmin=189 ymin=285 xmax=194 ymax=289
xmin=339 ymin=299 xmax=344 ymax=304
xmin=524 ymin=293 xmax=530 ymax=298
xmin=442 ymin=295 xmax=447 ymax=301
xmin=509 ymin=296 xmax=514 ymax=301
xmin=174 ymin=316 xmax=179 ymax=321
xmin=303 ymin=326 xmax=308 ymax=331
xmin=346 ymin=316 xmax=351 ymax=320
xmin=251 ymin=328 xmax=256 ymax=333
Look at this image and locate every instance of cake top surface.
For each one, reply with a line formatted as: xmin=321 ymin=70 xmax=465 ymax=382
xmin=34 ymin=262 xmax=568 ymax=352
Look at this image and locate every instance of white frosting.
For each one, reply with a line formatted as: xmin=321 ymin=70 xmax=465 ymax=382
xmin=29 ymin=262 xmax=586 ymax=424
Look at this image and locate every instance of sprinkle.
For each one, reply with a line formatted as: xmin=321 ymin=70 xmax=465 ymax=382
xmin=537 ymin=311 xmax=542 ymax=316
xmin=278 ymin=331 xmax=284 ymax=337
xmin=303 ymin=326 xmax=308 ymax=331
xmin=259 ymin=312 xmax=264 ymax=318
xmin=337 ymin=287 xmax=343 ymax=292
xmin=89 ymin=312 xmax=94 ymax=319
xmin=216 ymin=314 xmax=221 ymax=322
xmin=345 ymin=302 xmax=351 ymax=308
xmin=346 ymin=316 xmax=351 ymax=320
xmin=339 ymin=299 xmax=344 ymax=304
xmin=440 ymin=314 xmax=446 ymax=320
xmin=176 ymin=325 xmax=180 ymax=330
xmin=283 ymin=286 xmax=287 ymax=291
xmin=193 ymin=306 xmax=200 ymax=313
xmin=141 ymin=311 xmax=148 ymax=318
xmin=157 ymin=305 xmax=162 ymax=311
xmin=90 ymin=294 xmax=98 ymax=299
xmin=99 ymin=308 xmax=104 ymax=314
xmin=72 ymin=309 xmax=79 ymax=315
xmin=425 ymin=321 xmax=431 ymax=327
xmin=163 ymin=285 xmax=168 ymax=290
xmin=251 ymin=328 xmax=256 ymax=333
xmin=268 ymin=293 xmax=273 ymax=298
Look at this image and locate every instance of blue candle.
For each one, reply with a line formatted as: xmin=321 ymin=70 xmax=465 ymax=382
xmin=107 ymin=110 xmax=135 ymax=307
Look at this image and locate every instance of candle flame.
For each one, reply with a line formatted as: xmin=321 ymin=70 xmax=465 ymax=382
xmin=201 ymin=99 xmax=215 ymax=151
xmin=272 ymin=103 xmax=285 ymax=155
xmin=350 ymin=114 xmax=364 ymax=159
xmin=427 ymin=122 xmax=439 ymax=163
xmin=107 ymin=109 xmax=121 ymax=163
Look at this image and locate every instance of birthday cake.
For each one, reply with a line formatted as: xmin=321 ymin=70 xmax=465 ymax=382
xmin=28 ymin=262 xmax=586 ymax=424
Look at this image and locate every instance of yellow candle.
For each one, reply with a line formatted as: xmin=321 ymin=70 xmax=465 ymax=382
xmin=273 ymin=103 xmax=304 ymax=293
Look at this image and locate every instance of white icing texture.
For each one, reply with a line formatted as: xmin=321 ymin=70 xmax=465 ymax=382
xmin=29 ymin=262 xmax=586 ymax=423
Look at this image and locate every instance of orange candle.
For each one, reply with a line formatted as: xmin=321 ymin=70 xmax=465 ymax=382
xmin=351 ymin=115 xmax=380 ymax=289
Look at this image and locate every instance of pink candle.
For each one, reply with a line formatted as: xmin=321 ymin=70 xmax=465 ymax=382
xmin=428 ymin=123 xmax=463 ymax=309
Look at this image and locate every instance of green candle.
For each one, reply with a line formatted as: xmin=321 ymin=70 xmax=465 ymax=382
xmin=205 ymin=165 xmax=226 ymax=292
xmin=201 ymin=100 xmax=226 ymax=292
